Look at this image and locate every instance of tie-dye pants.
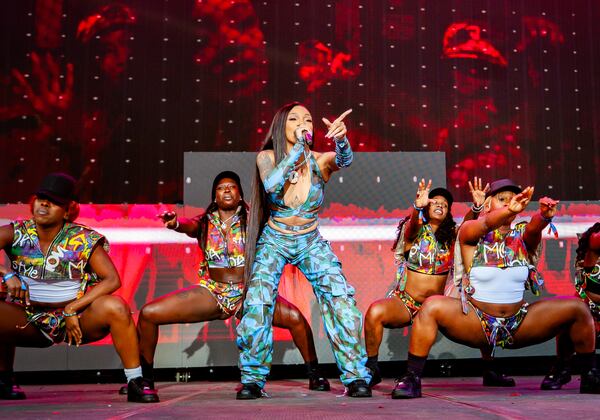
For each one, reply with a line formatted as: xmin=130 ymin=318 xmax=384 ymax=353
xmin=237 ymin=224 xmax=371 ymax=387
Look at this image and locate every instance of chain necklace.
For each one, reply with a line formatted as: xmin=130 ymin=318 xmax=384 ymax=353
xmin=218 ymin=207 xmax=240 ymax=230
xmin=288 ymin=150 xmax=312 ymax=184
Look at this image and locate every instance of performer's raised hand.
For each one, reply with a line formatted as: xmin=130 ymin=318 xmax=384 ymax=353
xmin=322 ymin=109 xmax=352 ymax=140
xmin=539 ymin=196 xmax=559 ymax=219
xmin=468 ymin=177 xmax=490 ymax=208
xmin=415 ymin=179 xmax=434 ymax=209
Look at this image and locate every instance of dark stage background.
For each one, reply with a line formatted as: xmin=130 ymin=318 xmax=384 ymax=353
xmin=1 ymin=0 xmax=599 ymax=203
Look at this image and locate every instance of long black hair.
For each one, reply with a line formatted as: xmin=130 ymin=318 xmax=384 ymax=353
xmin=390 ymin=207 xmax=457 ymax=252
xmin=576 ymin=222 xmax=600 ymax=263
xmin=244 ymin=102 xmax=302 ymax=281
xmin=197 ymin=171 xmax=249 ymax=253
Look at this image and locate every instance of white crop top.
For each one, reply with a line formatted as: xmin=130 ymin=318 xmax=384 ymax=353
xmin=469 ymin=266 xmax=528 ymax=304
xmin=21 ymin=276 xmax=81 ymax=303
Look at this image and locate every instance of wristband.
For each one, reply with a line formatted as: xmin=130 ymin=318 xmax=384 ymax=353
xmin=63 ymin=311 xmax=78 ymax=317
xmin=2 ymin=272 xmax=18 ymax=283
xmin=471 ymin=203 xmax=484 ymax=213
xmin=542 ymin=215 xmax=558 ymax=238
xmin=413 ymin=202 xmax=425 ymax=222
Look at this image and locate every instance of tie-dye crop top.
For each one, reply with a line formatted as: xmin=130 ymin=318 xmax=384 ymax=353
xmin=197 ymin=210 xmax=245 ymax=280
xmin=8 ymin=219 xmax=108 ymax=299
xmin=471 ymin=222 xmax=529 ymax=269
xmin=406 ymin=224 xmax=452 ymax=275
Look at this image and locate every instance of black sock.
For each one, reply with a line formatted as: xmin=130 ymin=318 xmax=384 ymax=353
xmin=366 ymin=355 xmax=378 ymax=370
xmin=306 ymin=359 xmax=320 ymax=376
xmin=576 ymin=352 xmax=596 ymax=373
xmin=482 ymin=357 xmax=500 ymax=374
xmin=141 ymin=358 xmax=154 ymax=382
xmin=407 ymin=353 xmax=427 ymax=377
xmin=0 ymin=370 xmax=12 ymax=385
xmin=552 ymin=355 xmax=572 ymax=373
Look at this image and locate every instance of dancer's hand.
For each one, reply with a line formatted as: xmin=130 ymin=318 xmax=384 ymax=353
xmin=322 ymin=109 xmax=352 ymax=140
xmin=158 ymin=211 xmax=178 ymax=229
xmin=415 ymin=178 xmax=434 ymax=209
xmin=65 ymin=313 xmax=83 ymax=346
xmin=508 ymin=187 xmax=534 ymax=214
xmin=468 ymin=177 xmax=490 ymax=208
xmin=539 ymin=196 xmax=559 ymax=219
xmin=3 ymin=273 xmax=30 ymax=306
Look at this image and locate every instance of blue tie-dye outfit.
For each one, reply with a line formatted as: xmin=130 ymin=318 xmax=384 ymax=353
xmin=237 ymin=144 xmax=370 ymax=388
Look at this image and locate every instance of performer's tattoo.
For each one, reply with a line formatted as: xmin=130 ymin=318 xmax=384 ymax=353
xmin=258 ymin=152 xmax=274 ymax=181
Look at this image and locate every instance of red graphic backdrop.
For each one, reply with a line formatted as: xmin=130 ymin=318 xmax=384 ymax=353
xmin=0 ymin=0 xmax=598 ymax=204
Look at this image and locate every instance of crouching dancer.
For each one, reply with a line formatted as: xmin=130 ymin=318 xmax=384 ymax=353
xmin=0 ymin=173 xmax=158 ymax=403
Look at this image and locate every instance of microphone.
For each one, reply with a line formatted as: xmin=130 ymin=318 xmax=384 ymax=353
xmin=302 ymin=130 xmax=313 ymax=146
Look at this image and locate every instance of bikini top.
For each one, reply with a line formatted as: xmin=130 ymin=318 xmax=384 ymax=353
xmin=268 ymin=153 xmax=324 ymax=221
xmin=406 ymin=224 xmax=452 ymax=275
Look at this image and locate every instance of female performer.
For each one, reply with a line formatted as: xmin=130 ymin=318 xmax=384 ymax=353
xmin=0 ymin=173 xmax=158 ymax=403
xmin=236 ymin=103 xmax=372 ymax=399
xmin=363 ymin=181 xmax=456 ymax=386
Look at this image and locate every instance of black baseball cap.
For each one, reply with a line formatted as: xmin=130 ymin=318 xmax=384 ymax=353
xmin=35 ymin=173 xmax=77 ymax=205
xmin=486 ymin=178 xmax=522 ymax=198
xmin=429 ymin=187 xmax=453 ymax=208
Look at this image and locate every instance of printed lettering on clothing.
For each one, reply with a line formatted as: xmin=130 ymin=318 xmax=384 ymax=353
xmin=197 ymin=210 xmax=246 ymax=280
xmin=9 ymin=219 xmax=106 ymax=294
xmin=473 ymin=223 xmax=529 ymax=269
xmin=12 ymin=260 xmax=39 ymax=278
xmin=409 ymin=247 xmax=435 ymax=267
xmin=12 ymin=228 xmax=32 ymax=248
xmin=482 ymin=242 xmax=506 ymax=264
xmin=405 ymin=224 xmax=452 ymax=275
xmin=45 ymin=246 xmax=67 ymax=272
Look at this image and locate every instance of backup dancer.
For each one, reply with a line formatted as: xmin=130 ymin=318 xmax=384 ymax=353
xmin=0 ymin=173 xmax=158 ymax=403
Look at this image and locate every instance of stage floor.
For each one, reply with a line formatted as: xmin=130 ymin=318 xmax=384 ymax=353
xmin=1 ymin=377 xmax=596 ymax=419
